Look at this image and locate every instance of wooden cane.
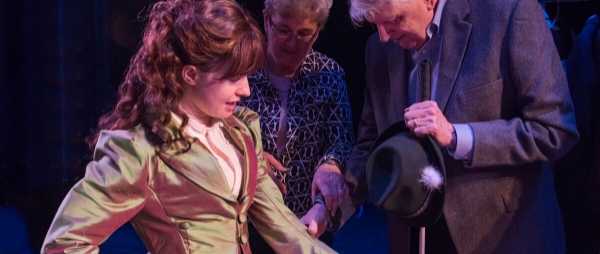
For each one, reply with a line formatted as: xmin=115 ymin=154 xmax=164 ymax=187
xmin=418 ymin=60 xmax=431 ymax=254
xmin=419 ymin=227 xmax=426 ymax=254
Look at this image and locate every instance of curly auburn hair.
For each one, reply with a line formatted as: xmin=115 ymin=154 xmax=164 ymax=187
xmin=89 ymin=0 xmax=264 ymax=151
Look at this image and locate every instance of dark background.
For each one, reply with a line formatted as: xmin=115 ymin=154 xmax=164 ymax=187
xmin=0 ymin=0 xmax=598 ymax=253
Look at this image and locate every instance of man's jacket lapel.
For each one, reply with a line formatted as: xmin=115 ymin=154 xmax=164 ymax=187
xmin=436 ymin=0 xmax=472 ymax=112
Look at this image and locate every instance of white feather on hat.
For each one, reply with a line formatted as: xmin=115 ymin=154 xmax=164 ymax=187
xmin=419 ymin=166 xmax=443 ymax=190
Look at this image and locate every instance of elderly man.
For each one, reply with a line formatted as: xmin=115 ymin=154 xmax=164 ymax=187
xmin=344 ymin=0 xmax=579 ymax=253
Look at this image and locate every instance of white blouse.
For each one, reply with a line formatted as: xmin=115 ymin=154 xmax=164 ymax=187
xmin=185 ymin=117 xmax=243 ymax=198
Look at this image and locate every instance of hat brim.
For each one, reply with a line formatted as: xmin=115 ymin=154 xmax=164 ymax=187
xmin=366 ymin=121 xmax=446 ymax=227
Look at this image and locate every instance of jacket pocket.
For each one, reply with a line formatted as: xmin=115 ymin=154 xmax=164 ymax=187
xmin=497 ymin=175 xmax=521 ymax=213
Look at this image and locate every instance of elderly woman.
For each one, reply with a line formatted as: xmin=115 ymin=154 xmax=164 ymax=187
xmin=40 ymin=0 xmax=336 ymax=253
xmin=241 ymin=0 xmax=354 ymax=250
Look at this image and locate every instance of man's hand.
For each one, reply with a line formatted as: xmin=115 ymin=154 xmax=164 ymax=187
xmin=263 ymin=152 xmax=287 ymax=195
xmin=312 ymin=162 xmax=347 ymax=215
xmin=404 ymin=100 xmax=454 ymax=147
xmin=300 ymin=203 xmax=329 ymax=238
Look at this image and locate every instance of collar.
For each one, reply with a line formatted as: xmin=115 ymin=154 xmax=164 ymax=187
xmin=426 ymin=0 xmax=448 ymax=39
xmin=161 ymin=111 xmax=247 ymax=154
xmin=184 ymin=116 xmax=224 ymax=138
xmin=264 ymin=49 xmax=315 ymax=81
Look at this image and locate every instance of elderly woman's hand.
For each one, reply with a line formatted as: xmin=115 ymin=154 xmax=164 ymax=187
xmin=300 ymin=203 xmax=329 ymax=238
xmin=263 ymin=152 xmax=287 ymax=195
xmin=311 ymin=162 xmax=347 ymax=215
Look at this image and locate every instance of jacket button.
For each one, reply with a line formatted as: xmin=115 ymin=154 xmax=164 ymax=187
xmin=238 ymin=214 xmax=247 ymax=224
xmin=240 ymin=234 xmax=248 ymax=244
xmin=179 ymin=222 xmax=192 ymax=229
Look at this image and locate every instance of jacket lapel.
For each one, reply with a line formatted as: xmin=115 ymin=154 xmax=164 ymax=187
xmin=159 ymin=145 xmax=237 ymax=202
xmin=435 ymin=0 xmax=472 ymax=112
xmin=223 ymin=117 xmax=257 ymax=204
xmin=157 ymin=113 xmax=236 ymax=202
xmin=156 ymin=112 xmax=259 ymax=204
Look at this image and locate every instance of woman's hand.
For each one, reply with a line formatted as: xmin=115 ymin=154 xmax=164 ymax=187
xmin=300 ymin=203 xmax=329 ymax=238
xmin=312 ymin=162 xmax=347 ymax=215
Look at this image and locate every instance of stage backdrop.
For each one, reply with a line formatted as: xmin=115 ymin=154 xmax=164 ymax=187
xmin=0 ymin=0 xmax=597 ymax=252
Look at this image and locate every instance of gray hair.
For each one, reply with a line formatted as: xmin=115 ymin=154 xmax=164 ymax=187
xmin=349 ymin=0 xmax=393 ymax=25
xmin=264 ymin=0 xmax=333 ymax=28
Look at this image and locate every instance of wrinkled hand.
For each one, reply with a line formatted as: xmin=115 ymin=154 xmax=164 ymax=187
xmin=404 ymin=100 xmax=454 ymax=147
xmin=263 ymin=152 xmax=287 ymax=195
xmin=312 ymin=162 xmax=347 ymax=215
xmin=300 ymin=203 xmax=329 ymax=238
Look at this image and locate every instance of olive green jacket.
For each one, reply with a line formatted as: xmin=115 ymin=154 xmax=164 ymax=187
xmin=42 ymin=107 xmax=335 ymax=254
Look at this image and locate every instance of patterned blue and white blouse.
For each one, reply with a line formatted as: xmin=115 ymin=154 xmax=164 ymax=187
xmin=241 ymin=50 xmax=354 ymax=216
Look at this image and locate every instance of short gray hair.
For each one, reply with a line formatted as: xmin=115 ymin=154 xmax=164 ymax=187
xmin=349 ymin=0 xmax=392 ymax=25
xmin=264 ymin=0 xmax=333 ymax=28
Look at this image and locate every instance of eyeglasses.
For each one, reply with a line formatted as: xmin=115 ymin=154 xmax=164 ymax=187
xmin=267 ymin=16 xmax=318 ymax=43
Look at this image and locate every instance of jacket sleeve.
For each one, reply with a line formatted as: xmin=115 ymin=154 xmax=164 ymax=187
xmin=468 ymin=0 xmax=579 ymax=168
xmin=317 ymin=68 xmax=355 ymax=171
xmin=41 ymin=130 xmax=150 ymax=254
xmin=242 ymin=111 xmax=337 ymax=254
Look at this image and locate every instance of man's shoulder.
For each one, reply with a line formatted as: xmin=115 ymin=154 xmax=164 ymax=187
xmin=442 ymin=0 xmax=524 ymax=40
xmin=464 ymin=0 xmax=522 ymax=20
xmin=465 ymin=0 xmax=517 ymax=10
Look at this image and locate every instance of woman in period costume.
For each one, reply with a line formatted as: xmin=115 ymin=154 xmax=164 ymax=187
xmin=41 ymin=0 xmax=335 ymax=253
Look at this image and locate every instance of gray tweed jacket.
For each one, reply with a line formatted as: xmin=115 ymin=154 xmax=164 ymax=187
xmin=345 ymin=0 xmax=579 ymax=253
